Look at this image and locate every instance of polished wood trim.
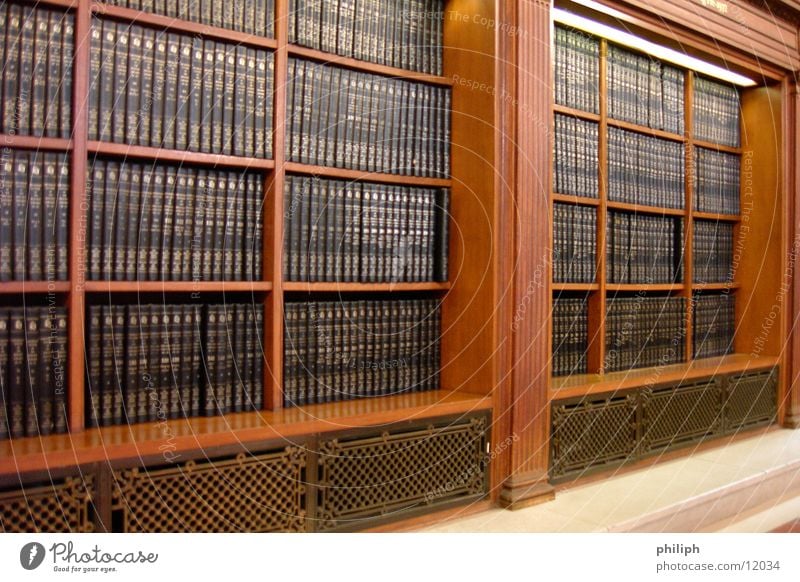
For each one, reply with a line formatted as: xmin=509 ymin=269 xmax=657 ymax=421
xmin=498 ymin=0 xmax=555 ymax=509
xmin=91 ymin=3 xmax=278 ymax=50
xmin=606 ymin=199 xmax=685 ymax=217
xmin=87 ymin=141 xmax=274 ymax=169
xmin=0 ymin=282 xmax=71 ymax=294
xmin=692 ymin=282 xmax=741 ymax=291
xmin=606 ymin=283 xmax=684 ymax=292
xmin=550 ymin=353 xmax=780 ymax=400
xmin=24 ymin=0 xmax=76 ymax=8
xmin=83 ymin=281 xmax=273 ymax=293
xmin=284 ymin=161 xmax=452 ymax=187
xmin=283 ymin=282 xmax=450 ymax=292
xmin=552 ymin=192 xmax=600 ymax=206
xmin=693 ymin=211 xmax=741 ymax=222
xmin=552 ymin=283 xmax=600 ymax=292
xmin=553 ymin=103 xmax=600 ymax=122
xmin=67 ymin=0 xmax=92 ymax=432
xmin=0 ymin=391 xmax=492 ymax=474
xmin=692 ymin=138 xmax=743 ymax=155
xmin=287 ymin=44 xmax=453 ymax=86
xmin=0 ymin=134 xmax=72 ymax=151
xmin=607 ymin=117 xmax=686 ymax=142
xmin=787 ymin=78 xmax=800 ymax=428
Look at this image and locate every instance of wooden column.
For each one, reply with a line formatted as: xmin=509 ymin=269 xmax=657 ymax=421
xmin=787 ymin=74 xmax=800 ymax=428
xmin=497 ymin=0 xmax=555 ymax=509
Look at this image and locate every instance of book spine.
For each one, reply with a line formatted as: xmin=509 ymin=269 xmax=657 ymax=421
xmin=0 ymin=311 xmax=7 ymax=439
xmin=12 ymin=153 xmax=28 ymax=280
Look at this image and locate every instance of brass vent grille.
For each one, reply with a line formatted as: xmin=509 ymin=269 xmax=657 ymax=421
xmin=112 ymin=448 xmax=307 ymax=532
xmin=316 ymin=416 xmax=488 ymax=531
xmin=642 ymin=380 xmax=723 ymax=452
xmin=725 ymin=370 xmax=777 ymax=431
xmin=0 ymin=476 xmax=94 ymax=533
xmin=551 ymin=395 xmax=637 ymax=478
xmin=551 ymin=368 xmax=779 ymax=481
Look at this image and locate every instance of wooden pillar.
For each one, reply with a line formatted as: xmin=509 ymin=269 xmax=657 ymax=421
xmin=787 ymin=74 xmax=800 ymax=428
xmin=496 ymin=0 xmax=556 ymax=509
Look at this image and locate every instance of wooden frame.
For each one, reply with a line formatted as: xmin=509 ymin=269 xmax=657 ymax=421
xmin=0 ymin=0 xmax=498 ymax=493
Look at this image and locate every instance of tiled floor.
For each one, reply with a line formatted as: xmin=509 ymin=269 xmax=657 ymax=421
xmin=422 ymin=428 xmax=800 ymax=532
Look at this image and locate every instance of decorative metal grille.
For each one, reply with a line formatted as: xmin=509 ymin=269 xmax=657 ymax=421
xmin=641 ymin=380 xmax=723 ymax=452
xmin=724 ymin=370 xmax=777 ymax=431
xmin=0 ymin=475 xmax=94 ymax=533
xmin=316 ymin=416 xmax=488 ymax=531
xmin=550 ymin=394 xmax=637 ymax=478
xmin=112 ymin=448 xmax=307 ymax=532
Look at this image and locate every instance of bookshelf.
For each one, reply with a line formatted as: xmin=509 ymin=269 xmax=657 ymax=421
xmin=546 ymin=4 xmax=788 ymax=482
xmin=0 ymin=0 xmax=499 ymax=531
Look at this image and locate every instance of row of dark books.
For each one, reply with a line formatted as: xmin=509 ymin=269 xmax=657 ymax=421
xmin=553 ymin=203 xmax=596 ymax=284
xmin=606 ymin=211 xmax=683 ymax=285
xmin=0 ymin=3 xmax=73 ymax=139
xmin=605 ymin=296 xmax=686 ymax=372
xmin=693 ymin=220 xmax=733 ymax=284
xmin=289 ymin=0 xmax=443 ymax=75
xmin=693 ymin=76 xmax=740 ymax=147
xmin=104 ymin=0 xmax=275 ymax=38
xmin=283 ymin=176 xmax=449 ymax=283
xmin=286 ymin=58 xmax=450 ymax=177
xmin=694 ymin=147 xmax=740 ymax=215
xmin=89 ymin=18 xmax=274 ymax=157
xmin=0 ymin=151 xmax=70 ymax=282
xmin=86 ymin=303 xmax=263 ymax=428
xmin=554 ymin=26 xmax=599 ymax=114
xmin=607 ymin=44 xmax=685 ymax=135
xmin=608 ymin=127 xmax=685 ymax=209
xmin=551 ymin=295 xmax=588 ymax=377
xmin=87 ymin=159 xmax=263 ymax=282
xmin=283 ymin=299 xmax=441 ymax=406
xmin=553 ymin=114 xmax=598 ymax=198
xmin=693 ymin=293 xmax=735 ymax=359
xmin=0 ymin=307 xmax=68 ymax=440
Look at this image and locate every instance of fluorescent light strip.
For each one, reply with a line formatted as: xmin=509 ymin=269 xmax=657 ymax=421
xmin=553 ymin=7 xmax=757 ymax=86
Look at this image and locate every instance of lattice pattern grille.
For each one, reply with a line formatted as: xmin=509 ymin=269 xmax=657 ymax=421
xmin=0 ymin=476 xmax=94 ymax=533
xmin=551 ymin=395 xmax=637 ymax=478
xmin=642 ymin=380 xmax=723 ymax=452
xmin=112 ymin=448 xmax=306 ymax=532
xmin=316 ymin=417 xmax=488 ymax=531
xmin=725 ymin=370 xmax=777 ymax=431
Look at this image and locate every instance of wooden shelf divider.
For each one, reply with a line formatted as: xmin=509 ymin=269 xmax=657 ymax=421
xmin=283 ymin=161 xmax=452 ymax=187
xmin=87 ymin=141 xmax=275 ymax=169
xmin=91 ymin=2 xmax=279 ymax=50
xmin=83 ymin=281 xmax=273 ymax=293
xmin=0 ymin=282 xmax=71 ymax=294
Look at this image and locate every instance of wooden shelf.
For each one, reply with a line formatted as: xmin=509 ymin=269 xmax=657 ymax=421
xmin=693 ymin=210 xmax=741 ymax=222
xmin=84 ymin=281 xmax=272 ymax=293
xmin=24 ymin=0 xmax=75 ymax=9
xmin=553 ymin=104 xmax=600 ymax=122
xmin=0 ymin=134 xmax=72 ymax=151
xmin=693 ymin=282 xmax=740 ymax=291
xmin=91 ymin=3 xmax=278 ymax=51
xmin=283 ymin=282 xmax=451 ymax=293
xmin=87 ymin=141 xmax=274 ymax=170
xmin=552 ymin=192 xmax=600 ymax=206
xmin=606 ymin=283 xmax=684 ymax=292
xmin=550 ymin=354 xmax=780 ymax=401
xmin=607 ymin=117 xmax=686 ymax=142
xmin=284 ymin=162 xmax=451 ymax=187
xmin=0 ymin=281 xmax=70 ymax=294
xmin=287 ymin=44 xmax=453 ymax=86
xmin=606 ymin=200 xmax=685 ymax=216
xmin=0 ymin=390 xmax=492 ymax=474
xmin=692 ymin=138 xmax=742 ymax=154
xmin=552 ymin=283 xmax=599 ymax=292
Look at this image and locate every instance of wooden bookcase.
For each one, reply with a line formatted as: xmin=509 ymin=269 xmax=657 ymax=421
xmin=0 ymin=0 xmax=500 ymax=529
xmin=544 ymin=0 xmax=791 ymax=483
